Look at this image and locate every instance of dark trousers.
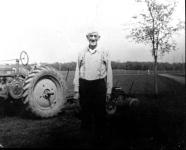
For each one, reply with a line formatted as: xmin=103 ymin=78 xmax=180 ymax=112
xmin=79 ymin=78 xmax=106 ymax=139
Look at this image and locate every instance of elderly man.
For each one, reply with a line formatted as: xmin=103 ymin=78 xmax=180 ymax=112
xmin=73 ymin=31 xmax=113 ymax=144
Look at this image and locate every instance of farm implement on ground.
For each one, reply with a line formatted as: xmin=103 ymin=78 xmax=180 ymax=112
xmin=105 ymin=85 xmax=140 ymax=115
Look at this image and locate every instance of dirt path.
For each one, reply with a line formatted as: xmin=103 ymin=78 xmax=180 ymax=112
xmin=159 ymin=74 xmax=185 ymax=85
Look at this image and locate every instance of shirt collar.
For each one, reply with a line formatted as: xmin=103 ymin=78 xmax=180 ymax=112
xmin=87 ymin=46 xmax=99 ymax=54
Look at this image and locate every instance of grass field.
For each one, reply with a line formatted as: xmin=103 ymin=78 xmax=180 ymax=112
xmin=0 ymin=70 xmax=185 ymax=149
xmin=62 ymin=70 xmax=185 ymax=96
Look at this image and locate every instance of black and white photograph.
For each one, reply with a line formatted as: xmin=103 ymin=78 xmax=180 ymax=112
xmin=0 ymin=0 xmax=185 ymax=149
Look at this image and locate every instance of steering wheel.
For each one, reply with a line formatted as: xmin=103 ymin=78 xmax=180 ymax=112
xmin=20 ymin=51 xmax=29 ymax=66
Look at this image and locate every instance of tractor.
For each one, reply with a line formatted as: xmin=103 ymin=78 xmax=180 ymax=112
xmin=0 ymin=51 xmax=67 ymax=118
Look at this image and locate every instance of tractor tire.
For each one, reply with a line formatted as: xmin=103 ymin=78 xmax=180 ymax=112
xmin=8 ymin=78 xmax=24 ymax=100
xmin=8 ymin=67 xmax=29 ymax=100
xmin=22 ymin=66 xmax=67 ymax=118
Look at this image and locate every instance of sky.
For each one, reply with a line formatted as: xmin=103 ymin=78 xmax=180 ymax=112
xmin=0 ymin=0 xmax=185 ymax=64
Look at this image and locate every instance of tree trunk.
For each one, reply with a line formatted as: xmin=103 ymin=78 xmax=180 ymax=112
xmin=154 ymin=55 xmax=158 ymax=97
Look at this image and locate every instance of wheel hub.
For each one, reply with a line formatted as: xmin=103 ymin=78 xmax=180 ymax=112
xmin=33 ymin=78 xmax=58 ymax=109
xmin=42 ymin=89 xmax=54 ymax=100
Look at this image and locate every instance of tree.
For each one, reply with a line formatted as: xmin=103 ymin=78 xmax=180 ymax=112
xmin=127 ymin=0 xmax=184 ymax=96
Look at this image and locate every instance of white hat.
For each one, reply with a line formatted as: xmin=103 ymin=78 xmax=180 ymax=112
xmin=86 ymin=25 xmax=101 ymax=36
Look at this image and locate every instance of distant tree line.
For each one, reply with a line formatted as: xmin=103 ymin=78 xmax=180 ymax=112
xmin=50 ymin=62 xmax=76 ymax=71
xmin=46 ymin=61 xmax=185 ymax=71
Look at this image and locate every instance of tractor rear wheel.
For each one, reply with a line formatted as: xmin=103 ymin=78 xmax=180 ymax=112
xmin=22 ymin=66 xmax=66 ymax=118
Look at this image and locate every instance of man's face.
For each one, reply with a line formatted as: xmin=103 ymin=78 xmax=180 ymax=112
xmin=87 ymin=32 xmax=100 ymax=47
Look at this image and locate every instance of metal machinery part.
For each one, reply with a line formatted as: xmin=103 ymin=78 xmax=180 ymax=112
xmin=106 ymin=99 xmax=117 ymax=115
xmin=20 ymin=51 xmax=29 ymax=66
xmin=106 ymin=87 xmax=125 ymax=115
xmin=106 ymin=87 xmax=140 ymax=115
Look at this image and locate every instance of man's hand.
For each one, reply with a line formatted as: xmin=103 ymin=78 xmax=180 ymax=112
xmin=106 ymin=93 xmax=111 ymax=102
xmin=74 ymin=92 xmax=79 ymax=100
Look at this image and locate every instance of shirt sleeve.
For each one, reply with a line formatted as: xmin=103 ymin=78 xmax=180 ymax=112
xmin=73 ymin=53 xmax=80 ymax=92
xmin=106 ymin=51 xmax=113 ymax=94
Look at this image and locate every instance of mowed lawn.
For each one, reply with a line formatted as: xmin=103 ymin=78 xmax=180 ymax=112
xmin=0 ymin=70 xmax=185 ymax=149
xmin=62 ymin=69 xmax=185 ymax=96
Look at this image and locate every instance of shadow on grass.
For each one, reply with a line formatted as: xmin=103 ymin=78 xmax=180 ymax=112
xmin=0 ymin=84 xmax=185 ymax=149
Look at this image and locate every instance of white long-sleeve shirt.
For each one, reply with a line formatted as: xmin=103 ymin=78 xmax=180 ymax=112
xmin=73 ymin=46 xmax=113 ymax=94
